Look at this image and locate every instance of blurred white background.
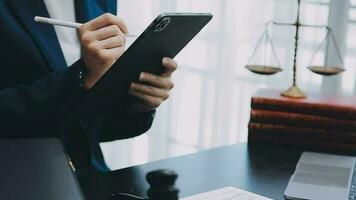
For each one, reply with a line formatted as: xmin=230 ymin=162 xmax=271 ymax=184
xmin=101 ymin=0 xmax=356 ymax=170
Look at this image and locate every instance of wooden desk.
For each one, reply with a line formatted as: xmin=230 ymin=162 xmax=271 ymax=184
xmin=79 ymin=143 xmax=303 ymax=200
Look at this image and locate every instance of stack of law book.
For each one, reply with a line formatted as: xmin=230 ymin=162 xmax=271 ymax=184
xmin=248 ymin=89 xmax=356 ymax=153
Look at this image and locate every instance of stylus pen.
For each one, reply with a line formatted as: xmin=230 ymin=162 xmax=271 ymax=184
xmin=34 ymin=16 xmax=137 ymax=37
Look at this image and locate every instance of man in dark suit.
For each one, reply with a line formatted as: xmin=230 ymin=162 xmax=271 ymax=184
xmin=0 ymin=0 xmax=177 ymax=172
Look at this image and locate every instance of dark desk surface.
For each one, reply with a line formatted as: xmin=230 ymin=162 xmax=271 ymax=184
xmin=80 ymin=144 xmax=301 ymax=200
xmin=79 ymin=143 xmax=304 ymax=200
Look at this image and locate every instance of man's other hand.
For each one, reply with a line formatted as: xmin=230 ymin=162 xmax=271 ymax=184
xmin=129 ymin=57 xmax=177 ymax=113
xmin=79 ymin=13 xmax=128 ymax=90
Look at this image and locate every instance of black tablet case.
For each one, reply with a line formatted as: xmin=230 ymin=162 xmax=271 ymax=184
xmin=0 ymin=138 xmax=84 ymax=200
xmin=77 ymin=13 xmax=213 ymax=115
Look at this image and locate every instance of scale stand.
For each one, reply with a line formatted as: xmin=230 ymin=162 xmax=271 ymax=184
xmin=245 ymin=0 xmax=346 ymax=99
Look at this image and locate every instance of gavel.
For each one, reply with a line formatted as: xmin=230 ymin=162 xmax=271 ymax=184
xmin=109 ymin=169 xmax=179 ymax=200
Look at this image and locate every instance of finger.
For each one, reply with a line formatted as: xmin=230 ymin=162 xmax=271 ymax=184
xmin=130 ymin=82 xmax=169 ymax=99
xmin=95 ymin=47 xmax=124 ymax=66
xmin=99 ymin=35 xmax=126 ymax=49
xmin=128 ymin=90 xmax=162 ymax=108
xmin=94 ymin=25 xmax=124 ymax=41
xmin=139 ymin=73 xmax=174 ymax=89
xmin=84 ymin=13 xmax=129 ymax=33
xmin=161 ymin=57 xmax=178 ymax=77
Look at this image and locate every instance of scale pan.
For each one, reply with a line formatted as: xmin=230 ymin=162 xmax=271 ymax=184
xmin=307 ymin=66 xmax=345 ymax=76
xmin=245 ymin=64 xmax=282 ymax=75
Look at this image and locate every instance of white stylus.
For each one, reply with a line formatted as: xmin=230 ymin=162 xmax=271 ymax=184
xmin=34 ymin=16 xmax=137 ymax=37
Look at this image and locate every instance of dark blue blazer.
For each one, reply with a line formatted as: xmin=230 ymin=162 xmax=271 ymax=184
xmin=0 ymin=0 xmax=154 ymax=172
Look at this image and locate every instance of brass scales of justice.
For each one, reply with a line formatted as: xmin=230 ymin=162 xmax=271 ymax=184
xmin=245 ymin=0 xmax=346 ymax=98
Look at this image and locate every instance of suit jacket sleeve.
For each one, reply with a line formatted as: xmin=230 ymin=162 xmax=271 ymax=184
xmin=0 ymin=60 xmax=85 ymax=137
xmin=82 ymin=108 xmax=156 ymax=143
xmin=65 ymin=62 xmax=156 ymax=142
xmin=75 ymin=83 xmax=156 ymax=142
xmin=0 ymin=57 xmax=155 ymax=140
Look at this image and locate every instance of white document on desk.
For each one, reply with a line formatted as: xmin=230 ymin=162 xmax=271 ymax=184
xmin=180 ymin=187 xmax=272 ymax=200
xmin=284 ymin=152 xmax=356 ymax=200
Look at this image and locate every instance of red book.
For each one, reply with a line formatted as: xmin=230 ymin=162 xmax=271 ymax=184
xmin=248 ymin=132 xmax=356 ymax=154
xmin=250 ymin=109 xmax=356 ymax=132
xmin=251 ymin=89 xmax=356 ymax=120
xmin=248 ymin=122 xmax=356 ymax=144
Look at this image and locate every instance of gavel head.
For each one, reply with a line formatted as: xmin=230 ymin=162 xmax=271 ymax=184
xmin=146 ymin=169 xmax=179 ymax=200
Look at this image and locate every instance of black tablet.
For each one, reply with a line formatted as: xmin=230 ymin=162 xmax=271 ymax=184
xmin=79 ymin=13 xmax=213 ymax=113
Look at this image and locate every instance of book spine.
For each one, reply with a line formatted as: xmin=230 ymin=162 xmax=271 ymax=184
xmin=248 ymin=132 xmax=356 ymax=154
xmin=250 ymin=109 xmax=356 ymax=132
xmin=251 ymin=98 xmax=356 ymax=120
xmin=248 ymin=122 xmax=356 ymax=144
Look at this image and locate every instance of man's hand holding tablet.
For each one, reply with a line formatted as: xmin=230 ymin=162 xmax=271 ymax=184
xmin=77 ymin=13 xmax=176 ymax=112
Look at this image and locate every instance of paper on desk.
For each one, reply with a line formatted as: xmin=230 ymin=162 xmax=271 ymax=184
xmin=180 ymin=187 xmax=272 ymax=200
xmin=284 ymin=152 xmax=356 ymax=200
